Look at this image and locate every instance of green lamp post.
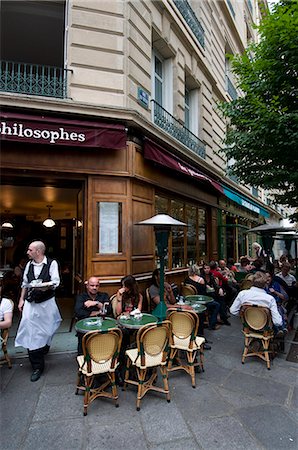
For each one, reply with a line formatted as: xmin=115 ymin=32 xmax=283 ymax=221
xmin=137 ymin=214 xmax=187 ymax=321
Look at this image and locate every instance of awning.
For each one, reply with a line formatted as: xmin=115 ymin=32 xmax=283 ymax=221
xmin=144 ymin=138 xmax=223 ymax=194
xmin=223 ymin=186 xmax=270 ymax=218
xmin=0 ymin=111 xmax=126 ymax=149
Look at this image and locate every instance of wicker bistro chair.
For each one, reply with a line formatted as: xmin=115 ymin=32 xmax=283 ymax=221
xmin=180 ymin=283 xmax=197 ymax=297
xmin=124 ymin=321 xmax=171 ymax=411
xmin=76 ymin=328 xmax=122 ymax=415
xmin=240 ymin=305 xmax=274 ymax=370
xmin=0 ymin=299 xmax=14 ymax=368
xmin=0 ymin=328 xmax=12 ymax=368
xmin=167 ymin=310 xmax=205 ymax=388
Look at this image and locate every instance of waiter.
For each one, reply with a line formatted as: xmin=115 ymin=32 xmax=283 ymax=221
xmin=15 ymin=240 xmax=61 ymax=382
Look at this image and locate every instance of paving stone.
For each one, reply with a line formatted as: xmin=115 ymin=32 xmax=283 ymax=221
xmin=140 ymin=397 xmax=190 ymax=445
xmin=216 ymin=386 xmax=270 ymax=409
xmin=290 ymin=386 xmax=298 ymax=410
xmin=86 ymin=420 xmax=147 ymax=450
xmin=149 ymin=438 xmax=202 ymax=450
xmin=22 ymin=419 xmax=84 ymax=450
xmin=173 ymin=383 xmax=232 ymax=420
xmin=236 ymin=404 xmax=298 ymax=449
xmin=189 ymin=415 xmax=260 ymax=450
xmin=223 ymin=370 xmax=290 ymax=405
xmin=44 ymin=353 xmax=77 ymax=385
xmin=199 ymin=360 xmax=232 ymax=386
xmin=32 ymin=384 xmax=83 ymax=422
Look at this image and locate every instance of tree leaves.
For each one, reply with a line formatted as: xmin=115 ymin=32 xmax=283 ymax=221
xmin=219 ymin=1 xmax=298 ymax=219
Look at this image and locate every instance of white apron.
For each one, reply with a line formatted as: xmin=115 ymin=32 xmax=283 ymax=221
xmin=15 ymin=297 xmax=62 ymax=351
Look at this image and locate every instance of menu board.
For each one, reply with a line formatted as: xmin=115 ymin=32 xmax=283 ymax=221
xmin=99 ymin=202 xmax=119 ymax=254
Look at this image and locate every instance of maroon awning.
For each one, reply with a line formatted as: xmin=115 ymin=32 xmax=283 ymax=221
xmin=144 ymin=138 xmax=223 ymax=194
xmin=0 ymin=111 xmax=126 ymax=149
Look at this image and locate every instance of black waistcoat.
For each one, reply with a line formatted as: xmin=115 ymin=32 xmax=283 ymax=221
xmin=26 ymin=258 xmax=55 ymax=303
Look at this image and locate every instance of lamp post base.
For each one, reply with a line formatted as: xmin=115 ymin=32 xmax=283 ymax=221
xmin=152 ymin=301 xmax=167 ymax=321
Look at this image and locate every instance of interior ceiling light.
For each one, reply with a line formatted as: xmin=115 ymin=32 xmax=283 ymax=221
xmin=1 ymin=210 xmax=14 ymax=229
xmin=43 ymin=205 xmax=56 ymax=228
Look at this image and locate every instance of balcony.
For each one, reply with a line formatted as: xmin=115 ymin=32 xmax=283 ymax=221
xmin=152 ymin=100 xmax=206 ymax=159
xmin=226 ymin=75 xmax=238 ymax=100
xmin=173 ymin=0 xmax=205 ymax=49
xmin=226 ymin=0 xmax=236 ymax=18
xmin=0 ymin=60 xmax=69 ymax=98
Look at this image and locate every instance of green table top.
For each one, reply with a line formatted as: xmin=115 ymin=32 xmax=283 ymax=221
xmin=185 ymin=295 xmax=214 ymax=305
xmin=118 ymin=313 xmax=158 ymax=330
xmin=75 ymin=317 xmax=118 ymax=333
xmin=170 ymin=304 xmax=207 ymax=314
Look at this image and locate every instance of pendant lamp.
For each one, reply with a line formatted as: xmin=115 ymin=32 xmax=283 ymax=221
xmin=43 ymin=205 xmax=56 ymax=228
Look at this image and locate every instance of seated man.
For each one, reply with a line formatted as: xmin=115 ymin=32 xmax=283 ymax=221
xmin=275 ymin=262 xmax=297 ymax=315
xmin=75 ymin=276 xmax=109 ymax=354
xmin=0 ymin=272 xmax=14 ymax=330
xmin=230 ymin=271 xmax=282 ymax=332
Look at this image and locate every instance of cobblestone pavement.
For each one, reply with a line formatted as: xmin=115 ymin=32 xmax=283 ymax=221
xmin=1 ymin=315 xmax=297 ymax=450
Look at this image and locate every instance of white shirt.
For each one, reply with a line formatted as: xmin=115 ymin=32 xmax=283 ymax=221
xmin=276 ymin=272 xmax=296 ymax=287
xmin=0 ymin=297 xmax=13 ymax=321
xmin=230 ymin=286 xmax=282 ymax=326
xmin=22 ymin=256 xmax=60 ymax=288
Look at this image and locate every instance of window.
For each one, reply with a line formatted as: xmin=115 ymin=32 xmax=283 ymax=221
xmin=152 ymin=50 xmax=173 ymax=113
xmin=155 ymin=194 xmax=207 ymax=268
xmin=184 ymin=85 xmax=199 ymax=135
xmin=97 ymin=202 xmax=122 ymax=254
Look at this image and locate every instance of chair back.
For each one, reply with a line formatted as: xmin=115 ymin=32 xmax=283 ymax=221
xmin=167 ymin=310 xmax=198 ymax=349
xmin=240 ymin=274 xmax=254 ymax=291
xmin=136 ymin=321 xmax=171 ymax=367
xmin=82 ymin=328 xmax=122 ymax=370
xmin=110 ymin=294 xmax=118 ymax=318
xmin=240 ymin=305 xmax=273 ymax=334
xmin=181 ymin=283 xmax=197 ymax=297
xmin=145 ymin=287 xmax=153 ymax=313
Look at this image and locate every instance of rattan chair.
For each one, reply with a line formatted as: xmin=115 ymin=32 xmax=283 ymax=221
xmin=180 ymin=283 xmax=197 ymax=297
xmin=0 ymin=298 xmax=13 ymax=369
xmin=167 ymin=310 xmax=205 ymax=388
xmin=76 ymin=328 xmax=122 ymax=415
xmin=240 ymin=304 xmax=274 ymax=370
xmin=145 ymin=287 xmax=153 ymax=313
xmin=124 ymin=321 xmax=171 ymax=411
xmin=0 ymin=328 xmax=12 ymax=369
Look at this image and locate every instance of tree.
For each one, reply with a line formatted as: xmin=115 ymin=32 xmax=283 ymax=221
xmin=219 ymin=1 xmax=298 ymax=219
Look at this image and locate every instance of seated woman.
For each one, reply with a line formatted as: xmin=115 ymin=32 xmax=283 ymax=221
xmin=184 ymin=264 xmax=205 ymax=295
xmin=114 ymin=275 xmax=143 ymax=385
xmin=0 ymin=272 xmax=14 ymax=331
xmin=149 ymin=269 xmax=176 ymax=309
xmin=115 ymin=275 xmax=143 ymax=318
xmin=200 ymin=264 xmax=230 ymax=329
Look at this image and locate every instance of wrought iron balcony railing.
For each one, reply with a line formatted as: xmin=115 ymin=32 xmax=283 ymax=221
xmin=226 ymin=0 xmax=236 ymax=18
xmin=152 ymin=100 xmax=206 ymax=159
xmin=226 ymin=75 xmax=238 ymax=100
xmin=0 ymin=60 xmax=70 ymax=98
xmin=173 ymin=0 xmax=205 ymax=49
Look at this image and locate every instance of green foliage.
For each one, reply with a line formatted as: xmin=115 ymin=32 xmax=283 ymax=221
xmin=219 ymin=1 xmax=298 ymax=218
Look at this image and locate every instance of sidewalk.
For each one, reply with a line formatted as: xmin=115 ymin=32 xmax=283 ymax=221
xmin=1 ymin=316 xmax=297 ymax=450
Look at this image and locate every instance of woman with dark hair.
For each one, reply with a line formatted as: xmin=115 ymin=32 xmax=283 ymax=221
xmin=149 ymin=269 xmax=175 ymax=307
xmin=115 ymin=275 xmax=143 ymax=385
xmin=0 ymin=272 xmax=14 ymax=330
xmin=115 ymin=275 xmax=143 ymax=317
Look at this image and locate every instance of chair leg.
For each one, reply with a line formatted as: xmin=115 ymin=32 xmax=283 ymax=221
xmin=242 ymin=337 xmax=250 ymax=364
xmin=160 ymin=366 xmax=170 ymax=402
xmin=263 ymin=340 xmax=271 ymax=370
xmin=136 ymin=368 xmax=146 ymax=411
xmin=110 ymin=372 xmax=119 ymax=407
xmin=186 ymin=352 xmax=196 ymax=388
xmin=123 ymin=358 xmax=132 ymax=390
xmin=167 ymin=348 xmax=177 ymax=369
xmin=83 ymin=375 xmax=92 ymax=416
xmin=199 ymin=348 xmax=204 ymax=372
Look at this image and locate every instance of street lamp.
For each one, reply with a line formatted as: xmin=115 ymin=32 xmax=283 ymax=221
xmin=137 ymin=214 xmax=187 ymax=320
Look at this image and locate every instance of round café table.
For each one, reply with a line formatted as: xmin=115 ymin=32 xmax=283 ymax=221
xmin=117 ymin=313 xmax=158 ymax=330
xmin=75 ymin=317 xmax=118 ymax=334
xmin=173 ymin=302 xmax=207 ymax=314
xmin=185 ymin=295 xmax=214 ymax=305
